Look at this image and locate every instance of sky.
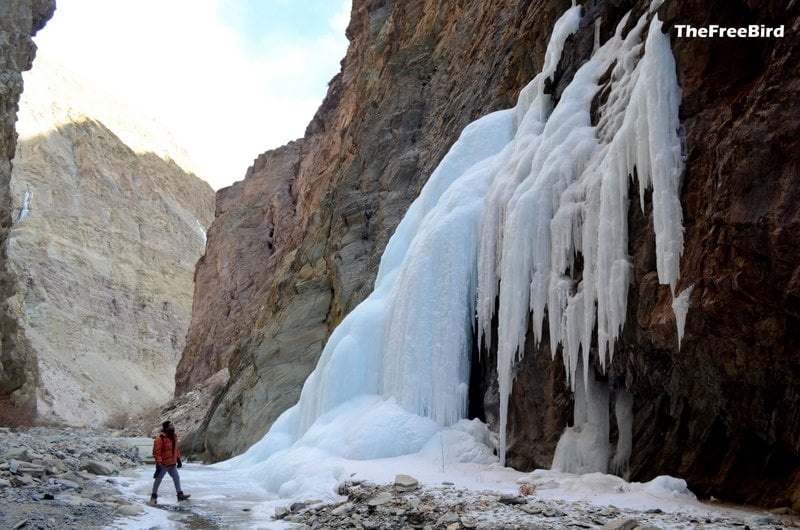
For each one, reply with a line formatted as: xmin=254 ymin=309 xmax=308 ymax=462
xmin=31 ymin=0 xmax=352 ymax=190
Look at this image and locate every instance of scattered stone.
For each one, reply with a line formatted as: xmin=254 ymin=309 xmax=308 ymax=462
xmin=460 ymin=515 xmax=478 ymax=528
xmin=745 ymin=513 xmax=775 ymax=525
xmin=394 ymin=474 xmax=419 ymax=491
xmin=367 ymin=491 xmax=394 ymax=506
xmin=601 ymin=518 xmax=640 ymax=530
xmin=518 ymin=502 xmax=544 ymax=514
xmin=290 ymin=501 xmax=308 ymax=512
xmin=274 ymin=506 xmax=289 ymax=519
xmin=331 ymin=502 xmax=353 ymax=516
xmin=437 ymin=512 xmax=460 ymax=525
xmin=11 ymin=474 xmax=35 ymax=487
xmin=56 ymin=478 xmax=81 ymax=490
xmin=498 ymin=494 xmax=525 ymax=505
xmin=4 ymin=447 xmax=28 ymax=460
xmin=117 ymin=504 xmax=144 ymax=516
xmin=82 ymin=460 xmax=117 ymax=476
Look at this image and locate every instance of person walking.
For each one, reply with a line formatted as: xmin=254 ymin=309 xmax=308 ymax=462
xmin=149 ymin=420 xmax=190 ymax=504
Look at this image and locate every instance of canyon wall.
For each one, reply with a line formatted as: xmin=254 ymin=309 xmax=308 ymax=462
xmin=182 ymin=0 xmax=799 ymax=506
xmin=7 ymin=58 xmax=215 ymax=424
xmin=179 ymin=0 xmax=572 ymax=458
xmin=0 ymin=0 xmax=54 ymax=422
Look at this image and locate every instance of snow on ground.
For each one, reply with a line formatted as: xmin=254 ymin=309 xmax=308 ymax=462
xmin=108 ymin=422 xmax=780 ymax=529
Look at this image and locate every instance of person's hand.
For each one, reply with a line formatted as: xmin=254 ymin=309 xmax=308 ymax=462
xmin=177 ymin=459 xmax=182 ymax=468
xmin=153 ymin=463 xmax=164 ymax=478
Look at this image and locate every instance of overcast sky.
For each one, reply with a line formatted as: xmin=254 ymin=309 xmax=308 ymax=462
xmin=31 ymin=0 xmax=351 ymax=190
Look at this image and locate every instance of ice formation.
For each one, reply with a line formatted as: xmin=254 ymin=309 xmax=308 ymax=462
xmin=17 ymin=189 xmax=31 ymax=222
xmin=232 ymin=3 xmax=685 ymax=493
xmin=671 ymin=285 xmax=693 ymax=348
xmin=195 ymin=219 xmax=208 ymax=245
xmin=476 ymin=7 xmax=685 ymax=466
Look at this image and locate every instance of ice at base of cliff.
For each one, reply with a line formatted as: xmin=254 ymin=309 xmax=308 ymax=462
xmin=218 ymin=0 xmax=685 ymax=501
xmin=114 ymin=449 xmax=735 ymax=530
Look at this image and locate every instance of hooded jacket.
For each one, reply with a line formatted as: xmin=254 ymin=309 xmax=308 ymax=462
xmin=152 ymin=430 xmax=180 ymax=466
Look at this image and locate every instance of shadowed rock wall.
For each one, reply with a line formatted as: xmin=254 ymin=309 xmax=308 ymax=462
xmin=0 ymin=0 xmax=54 ymax=422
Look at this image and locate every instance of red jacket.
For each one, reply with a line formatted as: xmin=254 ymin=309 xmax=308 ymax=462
xmin=153 ymin=431 xmax=180 ymax=466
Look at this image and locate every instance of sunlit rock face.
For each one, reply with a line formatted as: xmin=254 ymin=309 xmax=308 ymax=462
xmin=8 ymin=58 xmax=215 ymax=425
xmin=183 ymin=0 xmax=799 ymax=507
xmin=0 ymin=0 xmax=55 ymax=422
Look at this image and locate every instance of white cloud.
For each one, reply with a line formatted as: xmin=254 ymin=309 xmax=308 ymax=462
xmin=31 ymin=0 xmax=350 ymax=190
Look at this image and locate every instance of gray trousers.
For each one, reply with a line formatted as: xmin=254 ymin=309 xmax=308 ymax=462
xmin=151 ymin=464 xmax=182 ymax=494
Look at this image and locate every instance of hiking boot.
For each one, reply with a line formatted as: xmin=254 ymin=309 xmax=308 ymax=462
xmin=149 ymin=494 xmax=157 ymax=505
xmin=177 ymin=491 xmax=191 ymax=501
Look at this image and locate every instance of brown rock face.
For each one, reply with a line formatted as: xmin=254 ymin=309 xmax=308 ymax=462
xmin=618 ymin=0 xmax=800 ymax=507
xmin=176 ymin=140 xmax=304 ymax=394
xmin=182 ymin=0 xmax=799 ymax=507
xmin=0 ymin=0 xmax=54 ymax=422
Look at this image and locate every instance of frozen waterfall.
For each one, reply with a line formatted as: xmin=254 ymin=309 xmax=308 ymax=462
xmin=476 ymin=7 xmax=684 ymax=467
xmin=229 ymin=3 xmax=685 ymax=494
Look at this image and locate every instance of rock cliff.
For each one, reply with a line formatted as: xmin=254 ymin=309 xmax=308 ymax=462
xmin=7 ymin=57 xmax=215 ymax=424
xmin=0 ymin=0 xmax=54 ymax=423
xmin=180 ymin=0 xmax=572 ymax=459
xmin=182 ymin=0 xmax=799 ymax=507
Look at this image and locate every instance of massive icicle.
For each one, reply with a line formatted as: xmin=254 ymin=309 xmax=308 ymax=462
xmin=477 ymin=8 xmax=684 ymax=466
xmin=229 ymin=4 xmax=685 ymax=495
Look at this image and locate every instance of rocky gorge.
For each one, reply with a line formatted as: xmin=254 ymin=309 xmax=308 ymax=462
xmin=177 ymin=0 xmax=800 ymax=510
xmin=1 ymin=0 xmax=799 ymax=521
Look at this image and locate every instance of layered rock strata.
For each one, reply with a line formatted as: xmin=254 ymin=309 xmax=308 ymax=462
xmin=8 ymin=58 xmax=215 ymax=424
xmin=182 ymin=0 xmax=799 ymax=507
xmin=0 ymin=0 xmax=55 ymax=422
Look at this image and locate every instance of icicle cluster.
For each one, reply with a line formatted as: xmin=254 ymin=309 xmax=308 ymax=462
xmin=476 ymin=7 xmax=684 ymax=465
